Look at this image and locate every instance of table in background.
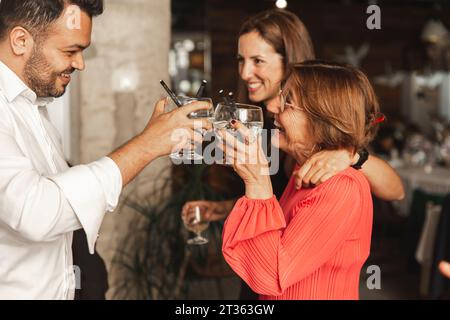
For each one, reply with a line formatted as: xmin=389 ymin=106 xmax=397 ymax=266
xmin=394 ymin=166 xmax=450 ymax=216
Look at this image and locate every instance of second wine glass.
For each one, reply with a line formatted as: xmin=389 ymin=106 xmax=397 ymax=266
xmin=212 ymin=102 xmax=264 ymax=165
xmin=182 ymin=205 xmax=210 ymax=245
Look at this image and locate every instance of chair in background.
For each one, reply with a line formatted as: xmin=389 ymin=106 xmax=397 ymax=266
xmin=403 ymin=189 xmax=445 ymax=273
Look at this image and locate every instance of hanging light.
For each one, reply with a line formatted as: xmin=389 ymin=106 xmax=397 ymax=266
xmin=275 ymin=0 xmax=287 ymax=9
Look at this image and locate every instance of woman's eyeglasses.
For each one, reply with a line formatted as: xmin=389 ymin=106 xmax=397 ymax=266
xmin=279 ymin=90 xmax=295 ymax=112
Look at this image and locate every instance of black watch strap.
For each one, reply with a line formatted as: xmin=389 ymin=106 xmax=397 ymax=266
xmin=351 ymin=148 xmax=369 ymax=170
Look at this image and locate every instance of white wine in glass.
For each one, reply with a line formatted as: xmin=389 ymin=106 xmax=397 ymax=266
xmin=213 ymin=102 xmax=263 ymax=135
xmin=182 ymin=206 xmax=209 ymax=245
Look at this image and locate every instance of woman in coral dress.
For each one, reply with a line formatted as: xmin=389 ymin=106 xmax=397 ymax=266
xmin=219 ymin=61 xmax=379 ymax=300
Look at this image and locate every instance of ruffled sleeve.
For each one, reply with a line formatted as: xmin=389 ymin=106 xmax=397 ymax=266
xmin=222 ymin=195 xmax=286 ymax=249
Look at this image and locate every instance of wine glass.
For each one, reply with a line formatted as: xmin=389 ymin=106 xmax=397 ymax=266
xmin=169 ymin=96 xmax=214 ymax=161
xmin=182 ymin=205 xmax=210 ymax=245
xmin=212 ymin=102 xmax=264 ymax=164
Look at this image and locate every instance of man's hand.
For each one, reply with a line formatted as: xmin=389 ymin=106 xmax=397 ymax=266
xmin=108 ymin=97 xmax=212 ymax=187
xmin=141 ymin=97 xmax=212 ymax=158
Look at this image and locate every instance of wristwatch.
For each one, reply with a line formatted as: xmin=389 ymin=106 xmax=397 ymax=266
xmin=351 ymin=148 xmax=369 ymax=170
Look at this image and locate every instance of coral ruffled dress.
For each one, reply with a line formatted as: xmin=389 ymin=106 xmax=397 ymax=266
xmin=222 ymin=168 xmax=373 ymax=300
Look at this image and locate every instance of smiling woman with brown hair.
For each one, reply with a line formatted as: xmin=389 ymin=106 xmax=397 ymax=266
xmin=183 ymin=8 xmax=404 ymax=300
xmin=219 ymin=61 xmax=379 ymax=300
xmin=184 ymin=9 xmax=404 ymax=225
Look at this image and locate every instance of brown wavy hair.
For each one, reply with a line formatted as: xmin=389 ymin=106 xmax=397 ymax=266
xmin=283 ymin=61 xmax=380 ymax=155
xmin=237 ymin=9 xmax=315 ymax=103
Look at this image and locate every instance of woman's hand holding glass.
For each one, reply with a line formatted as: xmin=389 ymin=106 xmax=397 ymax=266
xmin=213 ymin=102 xmax=265 ymax=165
xmin=217 ymin=121 xmax=273 ymax=200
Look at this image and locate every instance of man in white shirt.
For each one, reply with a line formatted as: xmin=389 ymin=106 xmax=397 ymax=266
xmin=0 ymin=0 xmax=210 ymax=299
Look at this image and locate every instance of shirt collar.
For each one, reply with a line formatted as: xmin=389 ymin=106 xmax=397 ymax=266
xmin=0 ymin=60 xmax=54 ymax=106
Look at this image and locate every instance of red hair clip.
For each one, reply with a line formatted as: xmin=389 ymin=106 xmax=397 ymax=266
xmin=372 ymin=114 xmax=386 ymax=126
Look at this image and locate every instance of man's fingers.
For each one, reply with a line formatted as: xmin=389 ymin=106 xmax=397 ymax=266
xmin=151 ymin=97 xmax=168 ymax=120
xmin=182 ymin=101 xmax=213 ymax=116
xmin=193 ymin=119 xmax=212 ymax=131
xmin=190 ymin=129 xmax=204 ymax=144
xmin=171 ymin=127 xmax=204 ymax=146
xmin=181 ymin=118 xmax=212 ymax=132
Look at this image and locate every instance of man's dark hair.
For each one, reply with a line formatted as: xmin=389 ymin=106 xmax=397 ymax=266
xmin=0 ymin=0 xmax=103 ymax=40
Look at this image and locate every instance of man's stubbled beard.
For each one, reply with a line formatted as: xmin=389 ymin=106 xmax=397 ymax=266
xmin=23 ymin=40 xmax=67 ymax=98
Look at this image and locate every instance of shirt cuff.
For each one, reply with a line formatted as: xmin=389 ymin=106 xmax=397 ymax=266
xmin=49 ymin=157 xmax=122 ymax=254
xmin=91 ymin=156 xmax=123 ymax=212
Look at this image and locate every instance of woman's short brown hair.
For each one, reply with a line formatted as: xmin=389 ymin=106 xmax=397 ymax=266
xmin=283 ymin=60 xmax=380 ymax=154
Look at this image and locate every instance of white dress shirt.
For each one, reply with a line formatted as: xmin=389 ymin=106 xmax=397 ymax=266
xmin=0 ymin=60 xmax=123 ymax=299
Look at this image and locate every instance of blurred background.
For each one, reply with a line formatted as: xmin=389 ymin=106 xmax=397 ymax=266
xmin=48 ymin=0 xmax=450 ymax=299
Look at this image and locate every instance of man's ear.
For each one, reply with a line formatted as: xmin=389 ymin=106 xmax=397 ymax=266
xmin=9 ymin=27 xmax=34 ymax=56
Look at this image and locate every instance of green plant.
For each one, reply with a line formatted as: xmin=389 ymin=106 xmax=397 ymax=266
xmin=111 ymin=164 xmax=230 ymax=300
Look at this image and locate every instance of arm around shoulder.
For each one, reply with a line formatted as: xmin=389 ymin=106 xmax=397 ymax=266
xmin=360 ymin=155 xmax=405 ymax=201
